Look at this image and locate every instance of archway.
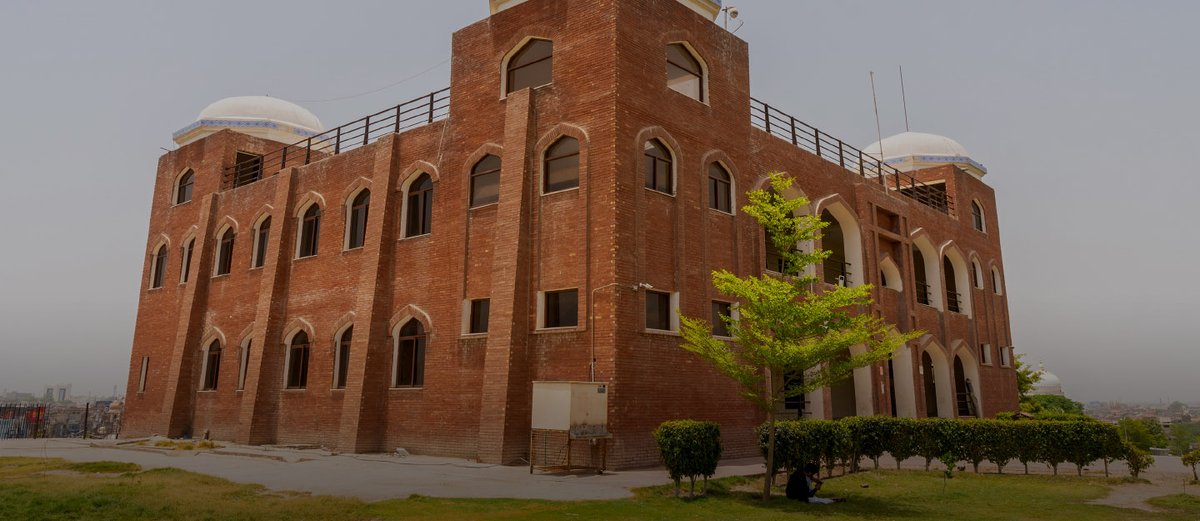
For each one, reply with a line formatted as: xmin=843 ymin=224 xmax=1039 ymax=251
xmin=952 ymin=347 xmax=982 ymax=417
xmin=891 ymin=342 xmax=918 ymax=417
xmin=919 ymin=343 xmax=954 ymax=418
xmin=830 ymin=352 xmax=857 ymax=419
xmin=911 ymin=233 xmax=942 ymax=310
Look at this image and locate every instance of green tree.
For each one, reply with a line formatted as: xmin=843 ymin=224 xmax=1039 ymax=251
xmin=677 ymin=173 xmax=919 ymax=500
xmin=1118 ymin=418 xmax=1168 ymax=451
xmin=1023 ymin=394 xmax=1085 ymax=416
xmin=1168 ymin=422 xmax=1200 ymax=456
xmin=1014 ymin=354 xmax=1041 ymax=401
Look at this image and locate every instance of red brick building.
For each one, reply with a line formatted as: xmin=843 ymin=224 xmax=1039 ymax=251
xmin=123 ymin=0 xmax=1019 ymax=468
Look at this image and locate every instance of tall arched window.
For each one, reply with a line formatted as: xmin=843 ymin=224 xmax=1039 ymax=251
xmin=970 ymin=201 xmax=986 ymax=232
xmin=252 ymin=217 xmax=270 ymax=268
xmin=201 ymin=340 xmax=221 ymax=391
xmin=394 ymin=321 xmax=426 ymax=387
xmin=708 ymin=163 xmax=732 ymax=212
xmin=346 ymin=190 xmax=370 ymax=250
xmin=543 ymin=137 xmax=580 ymax=193
xmin=298 ymin=205 xmax=321 ymax=258
xmin=150 ymin=244 xmax=168 ymax=289
xmin=286 ymin=331 xmax=310 ymax=389
xmin=215 ymin=228 xmax=234 ymax=276
xmin=992 ymin=267 xmax=1004 ymax=295
xmin=944 ymin=256 xmax=962 ymax=313
xmin=644 ymin=139 xmax=673 ymax=194
xmin=913 ymin=248 xmax=930 ymax=305
xmin=405 ymin=174 xmax=433 ymax=237
xmin=506 ymin=38 xmax=553 ymax=94
xmin=821 ymin=210 xmax=848 ymax=286
xmin=181 ymin=238 xmax=195 ymax=283
xmin=334 ymin=326 xmax=352 ymax=389
xmin=667 ymin=43 xmax=704 ymax=101
xmin=470 ymin=155 xmax=501 ymax=208
xmin=176 ymin=170 xmax=194 ymax=205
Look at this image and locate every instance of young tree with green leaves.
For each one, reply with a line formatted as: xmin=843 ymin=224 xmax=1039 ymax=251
xmin=677 ymin=173 xmax=920 ymax=500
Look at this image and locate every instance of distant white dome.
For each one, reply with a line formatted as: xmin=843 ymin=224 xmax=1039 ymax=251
xmin=174 ymin=96 xmax=324 ymax=146
xmin=1030 ymin=362 xmax=1064 ymax=396
xmin=861 ymin=131 xmax=987 ymax=178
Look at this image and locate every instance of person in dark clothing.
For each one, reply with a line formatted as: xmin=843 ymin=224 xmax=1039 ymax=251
xmin=786 ymin=462 xmax=838 ymax=504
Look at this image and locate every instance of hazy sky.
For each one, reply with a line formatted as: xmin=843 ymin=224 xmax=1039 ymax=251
xmin=1 ymin=1 xmax=1196 ymax=403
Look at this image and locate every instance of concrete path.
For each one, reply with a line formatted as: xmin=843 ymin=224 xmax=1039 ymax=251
xmin=0 ymin=438 xmax=764 ymax=501
xmin=3 ymin=438 xmax=1195 ymax=507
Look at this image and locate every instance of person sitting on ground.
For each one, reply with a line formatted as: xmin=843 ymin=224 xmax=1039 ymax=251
xmin=785 ymin=462 xmax=841 ymax=504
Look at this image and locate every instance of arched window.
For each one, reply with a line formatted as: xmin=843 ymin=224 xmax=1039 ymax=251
xmin=666 ymin=43 xmax=704 ymax=101
xmin=394 ymin=321 xmax=426 ymax=387
xmin=821 ymin=210 xmax=848 ymax=286
xmin=334 ymin=326 xmax=352 ymax=389
xmin=643 ymin=139 xmax=673 ymax=194
xmin=543 ymin=137 xmax=580 ymax=193
xmin=252 ymin=217 xmax=270 ymax=268
xmin=913 ymin=248 xmax=930 ymax=306
xmin=237 ymin=339 xmax=251 ymax=391
xmin=944 ymin=256 xmax=962 ymax=313
xmin=405 ymin=174 xmax=433 ymax=237
xmin=346 ymin=190 xmax=370 ymax=250
xmin=971 ymin=259 xmax=984 ymax=289
xmin=970 ymin=201 xmax=986 ymax=232
xmin=150 ymin=244 xmax=168 ymax=289
xmin=506 ymin=38 xmax=553 ymax=94
xmin=298 ymin=205 xmax=321 ymax=258
xmin=992 ymin=267 xmax=1004 ymax=295
xmin=175 ymin=170 xmax=194 ymax=205
xmin=286 ymin=331 xmax=310 ymax=389
xmin=470 ymin=155 xmax=501 ymax=208
xmin=201 ymin=340 xmax=221 ymax=391
xmin=708 ymin=163 xmax=732 ymax=212
xmin=215 ymin=228 xmax=234 ymax=276
xmin=181 ymin=238 xmax=195 ymax=283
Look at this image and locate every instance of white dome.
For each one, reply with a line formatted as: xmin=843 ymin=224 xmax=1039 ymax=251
xmin=1030 ymin=363 xmax=1064 ymax=396
xmin=197 ymin=96 xmax=324 ymax=133
xmin=863 ymin=131 xmax=970 ymax=161
xmin=861 ymin=131 xmax=987 ymax=177
xmin=174 ymin=96 xmax=324 ymax=146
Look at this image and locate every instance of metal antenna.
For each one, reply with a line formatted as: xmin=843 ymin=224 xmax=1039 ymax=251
xmin=870 ymin=71 xmax=884 ymax=161
xmin=900 ymin=65 xmax=911 ymax=132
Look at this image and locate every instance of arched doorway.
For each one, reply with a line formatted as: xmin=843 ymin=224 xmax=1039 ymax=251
xmin=922 ymin=351 xmax=939 ymax=418
xmin=830 ymin=352 xmax=857 ymax=419
xmin=954 ymin=356 xmax=978 ymax=417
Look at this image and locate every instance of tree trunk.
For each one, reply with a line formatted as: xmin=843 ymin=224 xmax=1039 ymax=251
xmin=703 ymin=475 xmax=709 ymax=495
xmin=689 ymin=476 xmax=696 ymax=497
xmin=972 ymin=462 xmax=980 ymax=473
xmin=1103 ymin=458 xmax=1109 ymax=478
xmin=1077 ymin=465 xmax=1083 ymax=477
xmin=1051 ymin=463 xmax=1058 ymax=476
xmin=763 ymin=415 xmax=776 ymax=501
xmin=873 ymin=456 xmax=880 ymax=470
xmin=1023 ymin=461 xmax=1029 ymax=475
xmin=674 ymin=478 xmax=680 ymax=498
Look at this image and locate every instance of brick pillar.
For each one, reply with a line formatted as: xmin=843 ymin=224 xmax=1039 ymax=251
xmin=235 ymin=169 xmax=298 ymax=445
xmin=160 ymin=193 xmax=219 ymax=437
xmin=477 ymin=89 xmax=536 ymax=464
xmin=337 ymin=135 xmax=400 ymax=452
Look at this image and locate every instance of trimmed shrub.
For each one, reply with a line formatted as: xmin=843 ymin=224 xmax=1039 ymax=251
xmin=887 ymin=418 xmax=920 ymax=469
xmin=760 ymin=420 xmax=850 ymax=478
xmin=981 ymin=420 xmax=1019 ymax=473
xmin=1123 ymin=442 xmax=1154 ymax=478
xmin=654 ymin=420 xmax=723 ymax=497
xmin=843 ymin=416 xmax=892 ymax=470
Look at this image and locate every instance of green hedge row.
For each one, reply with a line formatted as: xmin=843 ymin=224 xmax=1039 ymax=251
xmin=758 ymin=417 xmax=1148 ymax=478
xmin=654 ymin=420 xmax=723 ymax=497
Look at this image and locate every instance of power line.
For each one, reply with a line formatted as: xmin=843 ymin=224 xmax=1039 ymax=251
xmin=293 ymin=57 xmax=451 ymax=103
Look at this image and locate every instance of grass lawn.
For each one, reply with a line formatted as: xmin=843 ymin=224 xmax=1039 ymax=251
xmin=2 ymin=457 xmax=1198 ymax=520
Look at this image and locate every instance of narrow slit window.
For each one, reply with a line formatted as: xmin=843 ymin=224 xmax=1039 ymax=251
xmin=708 ymin=163 xmax=732 ymax=212
xmin=286 ymin=331 xmax=310 ymax=389
xmin=347 ymin=190 xmax=370 ymax=249
xmin=252 ymin=217 xmax=270 ymax=268
xmin=181 ymin=238 xmax=195 ymax=283
xmin=335 ymin=327 xmax=352 ymax=389
xmin=215 ymin=228 xmax=234 ymax=276
xmin=201 ymin=340 xmax=221 ymax=391
xmin=176 ymin=170 xmax=194 ymax=204
xmin=150 ymin=245 xmax=168 ymax=289
xmin=394 ymin=321 xmax=426 ymax=387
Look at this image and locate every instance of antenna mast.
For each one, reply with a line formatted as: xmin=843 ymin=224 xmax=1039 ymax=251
xmin=900 ymin=65 xmax=911 ymax=132
xmin=870 ymin=71 xmax=884 ymax=161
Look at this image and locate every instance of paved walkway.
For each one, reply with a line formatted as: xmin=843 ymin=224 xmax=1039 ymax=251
xmin=2 ymin=438 xmax=1196 ymax=507
xmin=0 ymin=438 xmax=763 ymax=501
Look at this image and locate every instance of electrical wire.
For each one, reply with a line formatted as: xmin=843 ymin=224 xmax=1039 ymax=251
xmin=294 ymin=57 xmax=451 ymax=103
